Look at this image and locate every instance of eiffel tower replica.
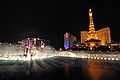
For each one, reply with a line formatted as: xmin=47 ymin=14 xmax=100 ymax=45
xmin=85 ymin=9 xmax=101 ymax=50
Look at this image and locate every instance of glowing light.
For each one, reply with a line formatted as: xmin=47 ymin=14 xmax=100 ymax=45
xmin=89 ymin=9 xmax=91 ymax=11
xmin=104 ymin=57 xmax=107 ymax=60
xmin=97 ymin=57 xmax=99 ymax=59
xmin=91 ymin=57 xmax=93 ymax=59
xmin=64 ymin=32 xmax=69 ymax=39
xmin=115 ymin=58 xmax=119 ymax=60
xmin=82 ymin=56 xmax=85 ymax=58
xmin=34 ymin=38 xmax=36 ymax=41
xmin=112 ymin=58 xmax=115 ymax=60
xmin=100 ymin=57 xmax=103 ymax=60
xmin=108 ymin=58 xmax=111 ymax=60
xmin=94 ymin=57 xmax=96 ymax=59
xmin=64 ymin=40 xmax=69 ymax=49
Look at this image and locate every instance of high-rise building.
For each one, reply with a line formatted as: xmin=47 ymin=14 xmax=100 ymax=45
xmin=64 ymin=32 xmax=70 ymax=49
xmin=96 ymin=27 xmax=111 ymax=45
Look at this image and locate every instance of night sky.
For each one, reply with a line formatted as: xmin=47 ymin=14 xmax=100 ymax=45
xmin=0 ymin=0 xmax=113 ymax=48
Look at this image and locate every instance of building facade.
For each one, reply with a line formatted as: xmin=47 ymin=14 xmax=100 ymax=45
xmin=80 ymin=31 xmax=88 ymax=43
xmin=81 ymin=27 xmax=111 ymax=46
xmin=64 ymin=32 xmax=70 ymax=49
xmin=96 ymin=27 xmax=111 ymax=45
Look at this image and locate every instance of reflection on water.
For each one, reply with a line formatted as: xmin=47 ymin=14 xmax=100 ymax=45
xmin=63 ymin=58 xmax=120 ymax=80
xmin=0 ymin=58 xmax=120 ymax=80
xmin=85 ymin=60 xmax=113 ymax=80
xmin=64 ymin=63 xmax=70 ymax=76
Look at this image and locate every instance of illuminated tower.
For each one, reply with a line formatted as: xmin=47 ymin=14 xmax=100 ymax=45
xmin=87 ymin=9 xmax=97 ymax=39
xmin=85 ymin=9 xmax=101 ymax=49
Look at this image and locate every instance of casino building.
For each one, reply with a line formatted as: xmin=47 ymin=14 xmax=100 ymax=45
xmin=80 ymin=9 xmax=111 ymax=49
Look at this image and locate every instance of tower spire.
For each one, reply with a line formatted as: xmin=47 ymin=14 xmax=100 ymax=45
xmin=87 ymin=8 xmax=97 ymax=39
xmin=89 ymin=8 xmax=95 ymax=32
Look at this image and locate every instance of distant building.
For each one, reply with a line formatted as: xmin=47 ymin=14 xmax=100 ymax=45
xmin=64 ymin=32 xmax=77 ymax=50
xmin=80 ymin=27 xmax=111 ymax=46
xmin=80 ymin=31 xmax=88 ymax=44
xmin=64 ymin=32 xmax=70 ymax=50
xmin=70 ymin=34 xmax=77 ymax=48
xmin=96 ymin=27 xmax=111 ymax=45
xmin=82 ymin=9 xmax=101 ymax=49
xmin=80 ymin=9 xmax=111 ymax=48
